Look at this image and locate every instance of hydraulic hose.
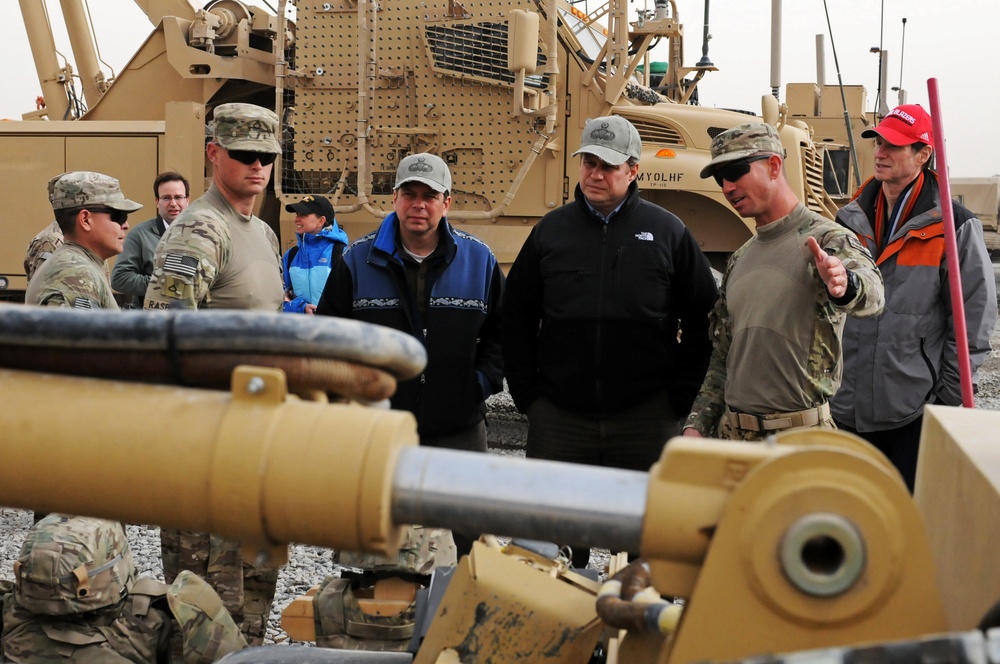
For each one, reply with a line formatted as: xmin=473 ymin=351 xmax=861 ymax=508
xmin=595 ymin=558 xmax=682 ymax=634
xmin=0 ymin=305 xmax=426 ymax=402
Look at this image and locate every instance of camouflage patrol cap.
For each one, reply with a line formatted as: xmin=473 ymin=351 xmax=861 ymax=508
xmin=210 ymin=102 xmax=281 ymax=153
xmin=699 ymin=122 xmax=786 ymax=178
xmin=572 ymin=116 xmax=642 ymax=166
xmin=14 ymin=514 xmax=135 ymax=616
xmin=48 ymin=171 xmax=143 ymax=212
xmin=395 ymin=153 xmax=452 ymax=193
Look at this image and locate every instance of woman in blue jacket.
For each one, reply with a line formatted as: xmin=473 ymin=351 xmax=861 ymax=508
xmin=282 ymin=195 xmax=348 ymax=313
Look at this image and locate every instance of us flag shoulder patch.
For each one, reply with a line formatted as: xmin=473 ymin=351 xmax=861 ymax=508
xmin=72 ymin=297 xmax=94 ymax=310
xmin=163 ymin=253 xmax=198 ymax=279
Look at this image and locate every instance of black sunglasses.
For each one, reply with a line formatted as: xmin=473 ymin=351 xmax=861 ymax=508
xmin=87 ymin=208 xmax=129 ymax=225
xmin=712 ymin=154 xmax=772 ymax=187
xmin=227 ymin=149 xmax=278 ymax=166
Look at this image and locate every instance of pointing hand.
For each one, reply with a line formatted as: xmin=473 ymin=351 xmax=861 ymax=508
xmin=807 ymin=236 xmax=848 ymax=299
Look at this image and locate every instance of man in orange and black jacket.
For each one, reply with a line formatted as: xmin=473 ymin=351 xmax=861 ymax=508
xmin=832 ymin=104 xmax=997 ymax=492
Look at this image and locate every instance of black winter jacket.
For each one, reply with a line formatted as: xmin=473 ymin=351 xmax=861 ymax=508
xmin=502 ymin=181 xmax=718 ymax=418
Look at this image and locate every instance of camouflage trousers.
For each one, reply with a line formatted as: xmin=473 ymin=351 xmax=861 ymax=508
xmin=160 ymin=529 xmax=281 ymax=646
xmin=718 ymin=408 xmax=838 ymax=442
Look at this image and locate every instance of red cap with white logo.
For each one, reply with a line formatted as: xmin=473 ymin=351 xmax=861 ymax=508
xmin=862 ymin=104 xmax=934 ymax=148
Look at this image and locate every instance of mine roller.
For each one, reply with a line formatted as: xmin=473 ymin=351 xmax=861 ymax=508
xmin=2 ymin=304 xmax=1000 ymax=663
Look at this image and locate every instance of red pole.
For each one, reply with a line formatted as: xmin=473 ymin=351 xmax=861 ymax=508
xmin=927 ymin=77 xmax=975 ymax=408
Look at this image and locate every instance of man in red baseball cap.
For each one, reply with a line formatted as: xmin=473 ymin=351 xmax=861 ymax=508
xmin=831 ymin=104 xmax=997 ymax=492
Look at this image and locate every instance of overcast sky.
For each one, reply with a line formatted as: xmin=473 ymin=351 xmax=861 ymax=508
xmin=3 ymin=1 xmax=998 ymax=177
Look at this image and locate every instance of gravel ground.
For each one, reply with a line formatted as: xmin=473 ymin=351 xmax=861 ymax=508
xmin=3 ymin=320 xmax=999 ymax=645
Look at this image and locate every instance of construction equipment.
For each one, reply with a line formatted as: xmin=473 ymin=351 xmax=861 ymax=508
xmin=3 ymin=305 xmax=1000 ymax=662
xmin=2 ymin=0 xmax=843 ymax=299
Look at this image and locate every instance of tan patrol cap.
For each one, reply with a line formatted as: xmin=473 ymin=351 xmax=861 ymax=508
xmin=210 ymin=102 xmax=281 ymax=154
xmin=699 ymin=123 xmax=785 ymax=179
xmin=47 ymin=171 xmax=143 ymax=212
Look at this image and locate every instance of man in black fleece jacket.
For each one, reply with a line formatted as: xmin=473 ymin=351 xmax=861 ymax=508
xmin=502 ymin=116 xmax=718 ymax=565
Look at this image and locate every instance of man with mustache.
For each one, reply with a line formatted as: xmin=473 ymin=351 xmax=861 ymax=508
xmin=26 ymin=170 xmax=141 ymax=309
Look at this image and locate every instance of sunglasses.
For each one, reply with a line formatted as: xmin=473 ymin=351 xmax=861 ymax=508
xmin=712 ymin=154 xmax=772 ymax=187
xmin=87 ymin=208 xmax=129 ymax=225
xmin=227 ymin=149 xmax=278 ymax=166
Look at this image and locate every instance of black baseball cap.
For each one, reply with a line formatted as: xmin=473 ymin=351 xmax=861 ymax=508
xmin=285 ymin=195 xmax=334 ymax=223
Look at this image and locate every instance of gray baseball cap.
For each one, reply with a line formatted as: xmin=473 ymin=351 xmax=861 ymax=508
xmin=394 ymin=153 xmax=452 ymax=193
xmin=47 ymin=171 xmax=143 ymax=212
xmin=210 ymin=102 xmax=281 ymax=154
xmin=699 ymin=122 xmax=785 ymax=178
xmin=572 ymin=116 xmax=642 ymax=166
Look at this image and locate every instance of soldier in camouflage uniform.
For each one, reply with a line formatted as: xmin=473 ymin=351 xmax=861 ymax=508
xmin=25 ymin=171 xmax=142 ymax=309
xmin=143 ymin=102 xmax=283 ymax=311
xmin=23 ymin=221 xmax=63 ymax=282
xmin=143 ymin=103 xmax=284 ymax=646
xmin=1 ymin=514 xmax=246 ymax=663
xmin=682 ymin=123 xmax=885 ymax=442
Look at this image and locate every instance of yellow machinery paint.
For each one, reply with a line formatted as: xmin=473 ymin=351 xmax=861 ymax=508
xmin=0 ymin=342 xmax=961 ymax=662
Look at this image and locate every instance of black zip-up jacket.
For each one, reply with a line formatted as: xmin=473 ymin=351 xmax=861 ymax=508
xmin=502 ymin=181 xmax=718 ymax=418
xmin=316 ymin=214 xmax=504 ymax=437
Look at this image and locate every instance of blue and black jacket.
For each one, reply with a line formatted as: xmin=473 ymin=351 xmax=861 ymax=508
xmin=316 ymin=213 xmax=504 ymax=437
xmin=282 ymin=224 xmax=348 ymax=313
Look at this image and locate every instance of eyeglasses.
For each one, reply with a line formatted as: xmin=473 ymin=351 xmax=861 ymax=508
xmin=226 ymin=149 xmax=278 ymax=166
xmin=712 ymin=154 xmax=772 ymax=187
xmin=87 ymin=208 xmax=129 ymax=225
xmin=157 ymin=195 xmax=188 ymax=203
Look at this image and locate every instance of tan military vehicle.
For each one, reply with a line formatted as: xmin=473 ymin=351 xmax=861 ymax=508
xmin=3 ymin=304 xmax=1000 ymax=663
xmin=952 ymin=176 xmax=1000 ymax=254
xmin=1 ymin=0 xmax=844 ymax=299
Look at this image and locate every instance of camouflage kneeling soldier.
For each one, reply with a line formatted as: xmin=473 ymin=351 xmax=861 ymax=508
xmin=1 ymin=514 xmax=247 ymax=663
xmin=318 ymin=525 xmax=457 ymax=651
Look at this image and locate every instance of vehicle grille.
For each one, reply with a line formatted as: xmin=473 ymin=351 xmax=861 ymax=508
xmin=426 ymin=22 xmax=548 ymax=89
xmin=802 ymin=142 xmax=835 ymax=218
xmin=630 ymin=119 xmax=685 ymax=147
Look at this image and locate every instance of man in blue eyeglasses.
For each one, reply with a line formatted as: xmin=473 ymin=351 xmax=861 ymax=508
xmin=111 ymin=171 xmax=190 ymax=308
xmin=682 ymin=122 xmax=884 ymax=441
xmin=144 ymin=102 xmax=284 ymax=312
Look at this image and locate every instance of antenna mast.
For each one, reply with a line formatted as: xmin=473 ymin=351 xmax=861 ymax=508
xmin=894 ymin=18 xmax=908 ymax=104
xmin=822 ymin=0 xmax=861 ymax=189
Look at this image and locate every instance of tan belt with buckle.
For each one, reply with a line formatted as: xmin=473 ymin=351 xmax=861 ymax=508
xmin=726 ymin=402 xmax=830 ymax=433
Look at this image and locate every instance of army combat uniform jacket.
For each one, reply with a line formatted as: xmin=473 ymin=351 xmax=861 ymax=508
xmin=25 ymin=242 xmax=118 ymax=310
xmin=832 ymin=173 xmax=997 ymax=431
xmin=23 ymin=221 xmax=63 ymax=282
xmin=143 ymin=184 xmax=283 ymax=311
xmin=685 ymin=203 xmax=884 ymax=439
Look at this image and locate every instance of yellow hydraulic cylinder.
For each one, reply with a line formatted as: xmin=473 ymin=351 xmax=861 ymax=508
xmin=1 ymin=366 xmax=415 ymax=565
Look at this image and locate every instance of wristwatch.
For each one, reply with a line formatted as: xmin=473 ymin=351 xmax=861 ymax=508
xmin=843 ymin=269 xmax=860 ymax=300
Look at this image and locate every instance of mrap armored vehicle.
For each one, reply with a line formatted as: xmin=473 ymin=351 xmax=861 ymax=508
xmin=1 ymin=0 xmax=843 ymax=298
